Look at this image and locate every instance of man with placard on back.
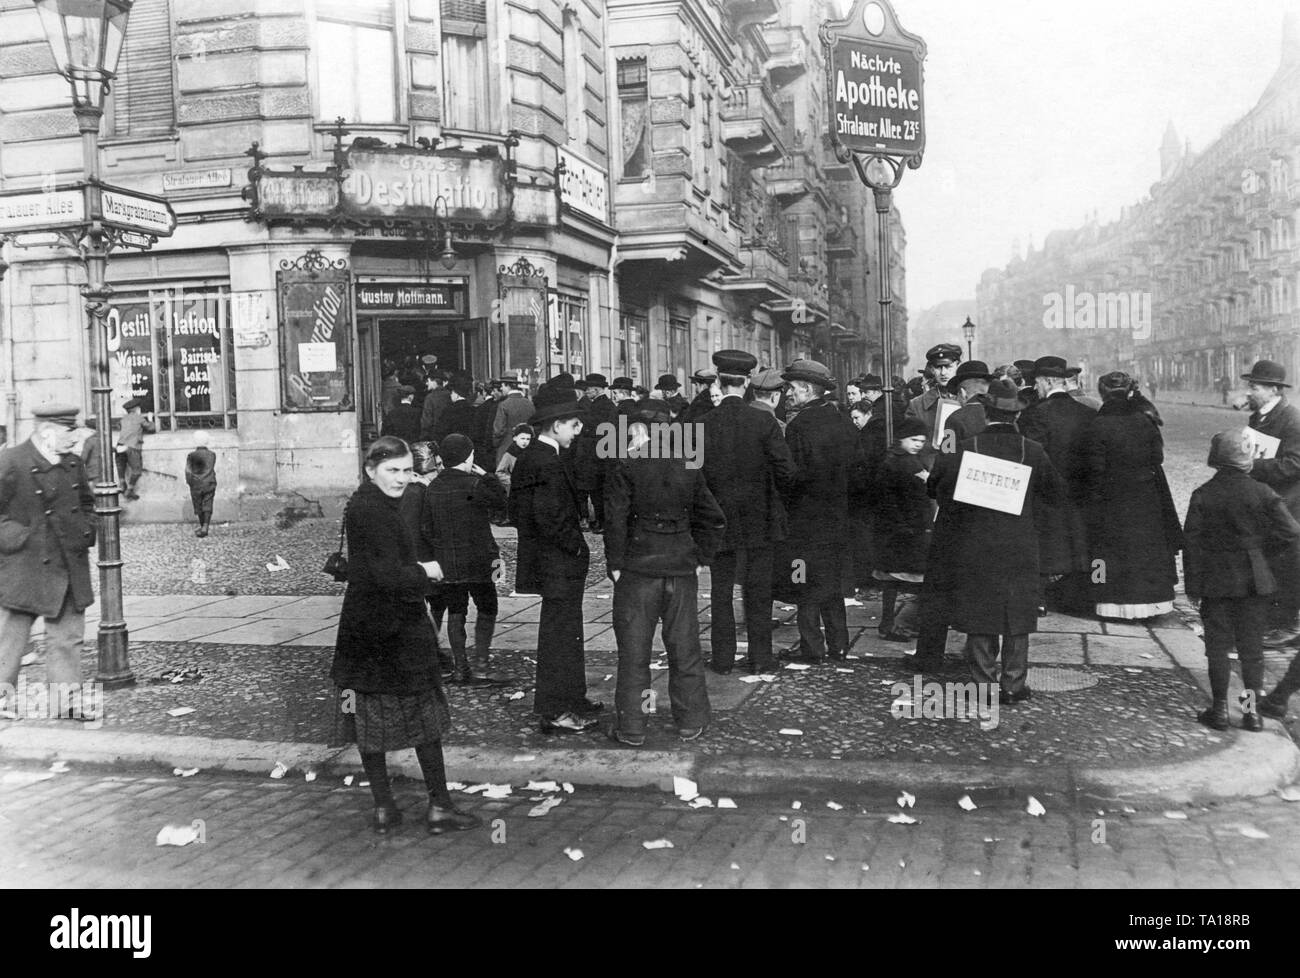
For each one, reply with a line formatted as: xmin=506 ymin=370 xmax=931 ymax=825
xmin=927 ymin=379 xmax=1063 ymax=705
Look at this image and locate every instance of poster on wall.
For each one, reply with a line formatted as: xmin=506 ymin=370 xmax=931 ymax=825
xmin=277 ymin=259 xmax=353 ymax=412
xmin=105 ymin=298 xmax=156 ymax=411
xmin=169 ymin=291 xmax=227 ymax=415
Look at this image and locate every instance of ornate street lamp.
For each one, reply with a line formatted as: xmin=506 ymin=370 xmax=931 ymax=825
xmin=961 ymin=316 xmax=976 ymax=361
xmin=433 ymin=195 xmax=458 ymax=270
xmin=33 ymin=0 xmax=137 ymax=688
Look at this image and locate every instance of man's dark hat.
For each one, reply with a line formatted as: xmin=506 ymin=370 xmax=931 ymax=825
xmin=1032 ymin=356 xmax=1081 ymax=378
xmin=397 ymin=384 xmax=416 ymax=396
xmin=781 ymin=358 xmax=836 ymax=391
xmin=925 ymin=343 xmax=963 ymax=366
xmin=439 ymin=433 xmax=474 ymax=468
xmin=574 ymin=378 xmax=590 ymax=391
xmin=632 ymin=397 xmax=673 ymax=423
xmin=713 ymin=349 xmax=757 ymax=377
xmin=529 ymin=384 xmax=587 ymax=426
xmin=861 ymin=373 xmax=884 ymax=391
xmin=610 ymin=376 xmax=635 ymax=392
xmin=895 ymin=417 xmax=929 ymax=440
xmin=691 ymin=366 xmax=717 ymax=385
xmin=947 ymin=360 xmax=995 ymax=392
xmin=985 ymin=378 xmax=1030 ymax=413
xmin=1013 ymin=359 xmax=1037 ymax=381
xmin=548 ymin=372 xmax=577 ymax=392
xmin=1241 ymin=360 xmax=1290 ymax=388
xmin=449 ymin=373 xmax=474 ymax=398
xmin=121 ymin=397 xmax=143 ymax=411
xmin=33 ymin=403 xmax=80 ymax=428
xmin=750 ymin=367 xmax=784 ymax=393
xmin=654 ymin=373 xmax=681 ymax=392
xmin=584 ymin=373 xmax=609 ymax=388
xmin=499 ymin=372 xmax=523 ymax=387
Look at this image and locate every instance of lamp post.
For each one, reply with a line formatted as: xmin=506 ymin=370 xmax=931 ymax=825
xmin=433 ymin=195 xmax=458 ymax=270
xmin=961 ymin=316 xmax=976 ymax=361
xmin=33 ymin=0 xmax=136 ymax=687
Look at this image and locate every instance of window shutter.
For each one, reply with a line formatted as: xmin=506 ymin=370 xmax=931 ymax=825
xmin=319 ymin=0 xmax=395 ymax=26
xmin=114 ymin=0 xmax=174 ymax=135
xmin=441 ymin=0 xmax=487 ymax=23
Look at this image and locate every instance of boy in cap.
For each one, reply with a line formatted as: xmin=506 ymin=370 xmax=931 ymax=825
xmin=1184 ymin=429 xmax=1300 ymax=730
xmin=872 ymin=416 xmax=933 ymax=639
xmin=422 ymin=433 xmax=509 ymax=687
xmin=0 ymin=404 xmax=97 ymax=720
xmin=606 ymin=398 xmax=725 ymax=743
xmin=185 ymin=433 xmax=218 ymax=537
xmin=509 ymin=384 xmax=600 ymax=732
xmin=116 ymin=397 xmax=154 ymax=500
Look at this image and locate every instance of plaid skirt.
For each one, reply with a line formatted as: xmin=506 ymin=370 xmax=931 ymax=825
xmin=329 ymin=685 xmax=452 ymax=753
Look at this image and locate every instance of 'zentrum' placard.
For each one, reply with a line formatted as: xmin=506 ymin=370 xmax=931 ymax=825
xmin=830 ymin=40 xmax=924 ymax=156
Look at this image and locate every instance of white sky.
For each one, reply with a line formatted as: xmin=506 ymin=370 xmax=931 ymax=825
xmin=828 ymin=0 xmax=1298 ymax=310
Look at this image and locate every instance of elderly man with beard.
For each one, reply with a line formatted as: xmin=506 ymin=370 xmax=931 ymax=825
xmin=776 ymin=359 xmax=854 ymax=664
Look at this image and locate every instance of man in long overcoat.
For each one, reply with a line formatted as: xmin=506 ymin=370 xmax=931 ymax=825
xmin=777 ymin=359 xmax=853 ymax=663
xmin=575 ymin=373 xmax=616 ymax=532
xmin=928 ymin=382 xmax=1063 ymax=703
xmin=492 ymin=374 xmax=535 ymax=464
xmin=1017 ymin=355 xmax=1096 ymax=612
xmin=702 ymin=351 xmax=797 ymax=674
xmin=0 ymin=404 xmax=97 ymax=719
xmin=905 ymin=343 xmax=962 ymax=470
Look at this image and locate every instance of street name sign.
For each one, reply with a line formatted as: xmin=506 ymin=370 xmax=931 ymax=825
xmin=0 ymin=187 xmax=86 ymax=233
xmin=101 ymin=187 xmax=177 ymax=237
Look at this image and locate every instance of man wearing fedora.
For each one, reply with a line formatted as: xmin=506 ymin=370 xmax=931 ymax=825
xmin=509 ymin=382 xmax=600 ymax=733
xmin=0 ymin=404 xmax=98 ymax=720
xmin=928 ymin=380 xmax=1064 ymax=704
xmin=1018 ymin=355 xmax=1096 ymax=614
xmin=573 ymin=373 xmax=615 ymax=533
xmin=944 ymin=361 xmax=995 ymax=446
xmin=1239 ymin=360 xmax=1300 ymax=656
xmin=492 ymin=374 xmax=534 ymax=465
xmin=778 ymin=359 xmax=854 ymax=663
xmin=679 ymin=366 xmax=718 ymax=425
xmin=905 ymin=344 xmax=962 ymax=470
xmin=702 ymin=351 xmax=798 ymax=674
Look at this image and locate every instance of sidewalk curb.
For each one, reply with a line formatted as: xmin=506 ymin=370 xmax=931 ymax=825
xmin=2 ymin=723 xmax=1295 ymax=805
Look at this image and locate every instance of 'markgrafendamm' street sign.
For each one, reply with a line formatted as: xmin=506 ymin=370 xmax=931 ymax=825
xmin=822 ymin=0 xmax=927 ymax=161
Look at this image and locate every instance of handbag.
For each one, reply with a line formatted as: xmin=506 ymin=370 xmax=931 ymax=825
xmin=322 ymin=504 xmax=349 ymax=582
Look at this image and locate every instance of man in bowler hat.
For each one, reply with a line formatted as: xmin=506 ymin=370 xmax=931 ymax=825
xmin=702 ymin=350 xmax=797 ymax=674
xmin=0 ymin=404 xmax=97 ymax=720
xmin=575 ymin=373 xmax=616 ymax=533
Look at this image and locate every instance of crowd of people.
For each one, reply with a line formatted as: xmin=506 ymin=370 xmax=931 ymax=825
xmin=4 ymin=343 xmax=1300 ymax=837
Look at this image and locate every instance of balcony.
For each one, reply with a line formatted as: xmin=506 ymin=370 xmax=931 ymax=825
xmin=762 ymin=24 xmax=810 ymax=86
xmin=721 ymin=0 xmax=778 ymax=31
xmin=614 ymin=170 xmax=742 ymax=273
xmin=826 ymin=219 xmax=858 ymax=259
xmin=717 ymin=236 xmax=793 ymax=305
xmin=721 ymin=81 xmax=789 ymax=166
xmin=764 ymin=149 xmax=824 ymax=201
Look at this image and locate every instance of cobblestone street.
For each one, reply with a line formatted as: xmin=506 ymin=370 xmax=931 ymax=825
xmin=3 ymin=762 xmax=1299 ymax=889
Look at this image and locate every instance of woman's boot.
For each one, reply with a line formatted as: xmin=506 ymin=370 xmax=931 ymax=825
xmin=1198 ymin=654 xmax=1231 ymax=731
xmin=471 ymin=615 xmax=507 ymax=686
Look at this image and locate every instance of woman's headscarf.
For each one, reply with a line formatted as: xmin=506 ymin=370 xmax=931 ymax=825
xmin=1207 ymin=428 xmax=1254 ymax=473
xmin=1097 ymin=371 xmax=1137 ymax=401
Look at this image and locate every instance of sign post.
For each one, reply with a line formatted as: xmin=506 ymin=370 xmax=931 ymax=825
xmin=821 ymin=0 xmax=926 ymax=448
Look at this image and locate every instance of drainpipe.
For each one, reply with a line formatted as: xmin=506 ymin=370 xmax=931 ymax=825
xmin=1 ymin=238 xmax=15 ymax=440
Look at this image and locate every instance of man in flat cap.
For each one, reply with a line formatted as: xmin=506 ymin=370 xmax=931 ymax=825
xmin=703 ymin=351 xmax=797 ymax=674
xmin=778 ymin=359 xmax=854 ymax=663
xmin=749 ymin=367 xmax=787 ymax=433
xmin=1018 ymin=355 xmax=1096 ymax=613
xmin=679 ymin=367 xmax=718 ymax=425
xmin=116 ymin=397 xmax=154 ymax=501
xmin=0 ymin=404 xmax=97 ymax=720
xmin=905 ymin=344 xmax=962 ymax=470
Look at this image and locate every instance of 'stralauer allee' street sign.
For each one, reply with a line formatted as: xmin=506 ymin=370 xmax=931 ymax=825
xmin=0 ymin=188 xmax=85 ymax=233
xmin=822 ymin=0 xmax=927 ymax=161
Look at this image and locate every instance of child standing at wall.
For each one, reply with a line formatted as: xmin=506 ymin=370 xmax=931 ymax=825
xmin=185 ymin=433 xmax=217 ymax=537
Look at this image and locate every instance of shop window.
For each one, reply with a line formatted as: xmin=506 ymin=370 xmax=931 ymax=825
xmin=442 ymin=0 xmax=490 ymax=132
xmin=106 ymin=0 xmax=174 ymax=137
xmin=611 ymin=305 xmax=648 ymax=386
xmin=318 ymin=0 xmax=397 ymax=124
xmin=104 ymin=286 xmax=237 ymax=429
xmin=550 ymin=290 xmax=587 ymax=377
xmin=618 ymin=58 xmax=650 ymax=178
xmin=669 ymin=316 xmax=690 ymax=380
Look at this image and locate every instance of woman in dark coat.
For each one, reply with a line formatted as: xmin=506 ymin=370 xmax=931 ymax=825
xmin=331 ymin=436 xmax=480 ymax=835
xmin=1076 ymin=372 xmax=1184 ymax=619
xmin=871 ymin=417 xmax=933 ymax=639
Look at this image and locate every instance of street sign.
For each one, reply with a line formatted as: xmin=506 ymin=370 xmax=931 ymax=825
xmin=822 ymin=0 xmax=927 ymax=162
xmin=100 ymin=186 xmax=177 ymax=237
xmin=114 ymin=230 xmax=155 ymax=250
xmin=0 ymin=187 xmax=86 ymax=233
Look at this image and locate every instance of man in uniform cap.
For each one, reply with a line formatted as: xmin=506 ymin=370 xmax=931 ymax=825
xmin=777 ymin=359 xmax=854 ymax=663
xmin=703 ymin=351 xmax=797 ymax=673
xmin=904 ymin=344 xmax=962 ymax=470
xmin=0 ymin=404 xmax=97 ymax=720
xmin=1237 ymin=361 xmax=1300 ymax=657
xmin=679 ymin=366 xmax=718 ymax=424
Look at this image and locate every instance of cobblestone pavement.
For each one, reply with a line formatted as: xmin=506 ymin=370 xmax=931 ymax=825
xmin=3 ymin=762 xmax=1299 ymax=888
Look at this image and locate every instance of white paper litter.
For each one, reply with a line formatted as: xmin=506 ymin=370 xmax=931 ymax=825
xmin=791 ymin=800 xmax=802 ymax=810
xmin=649 ymin=661 xmax=668 ymax=671
xmin=1139 ymin=653 xmax=1154 ymax=659
xmin=343 ymin=775 xmax=354 ymax=786
xmin=825 ymin=854 xmax=836 ymax=861
xmin=1238 ymin=825 xmax=1270 ymax=839
xmin=513 ymin=754 xmax=538 ymax=762
xmin=155 ymin=824 xmax=199 ymax=847
xmin=835 ymin=668 xmax=854 ymax=674
xmin=717 ymin=797 xmax=737 ymax=809
xmin=1279 ymin=785 xmax=1300 ymax=802
xmin=49 ymin=761 xmax=70 ymax=774
xmin=784 ymin=663 xmax=811 ymax=671
xmin=896 ymin=791 xmax=916 ymax=809
xmin=846 ymin=654 xmax=861 ymax=660
xmin=595 ymin=594 xmax=610 ymax=599
xmin=1124 ymin=667 xmax=1143 ymax=674
xmin=673 ymin=776 xmax=699 ymax=802
xmin=642 ymin=839 xmax=674 ymax=850
xmin=826 ymin=801 xmax=843 ymax=811
xmin=506 ymin=691 xmax=526 ymax=701
xmin=1026 ymin=796 xmax=1046 ymax=817
xmin=304 ymin=771 xmax=317 ymax=782
xmin=1163 ymin=810 xmax=1189 ymax=820
xmin=888 ymin=813 xmax=917 ymax=825
xmin=861 ymin=864 xmax=870 ymax=872
xmin=730 ymin=863 xmax=740 ymax=870
xmin=446 ymin=781 xmax=466 ymax=791
xmin=844 ymin=598 xmax=864 ymax=607
xmin=166 ymin=707 xmax=196 ymax=718
xmin=172 ymin=767 xmax=199 ymax=778
xmin=780 ymin=605 xmax=795 ymax=611
xmin=563 ymin=847 xmax=584 ymax=861
xmin=603 ymin=675 xmax=613 ymax=682
xmin=958 ymin=795 xmax=977 ymax=812
xmin=2 ymin=771 xmax=53 ymax=785
xmin=526 ymin=780 xmax=560 ymax=793
xmin=738 ymin=674 xmax=777 ymax=684
xmin=778 ymin=728 xmax=804 ymax=736
xmin=528 ymin=796 xmax=564 ymax=818
xmin=265 ymin=555 xmax=290 ymax=572
xmin=689 ymin=797 xmax=714 ymax=809
xmin=562 ymin=783 xmax=574 ymax=794
xmin=270 ymin=762 xmax=288 ymax=780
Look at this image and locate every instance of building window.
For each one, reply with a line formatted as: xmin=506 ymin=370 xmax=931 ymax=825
xmin=611 ymin=305 xmax=648 ymax=386
xmin=318 ymin=0 xmax=397 ymax=123
xmin=669 ymin=315 xmax=690 ymax=380
xmin=550 ymin=290 xmax=587 ymax=377
xmin=441 ymin=0 xmax=490 ymax=131
xmin=105 ymin=286 xmax=237 ymax=429
xmin=106 ymin=0 xmax=174 ymax=137
xmin=618 ymin=58 xmax=650 ymax=178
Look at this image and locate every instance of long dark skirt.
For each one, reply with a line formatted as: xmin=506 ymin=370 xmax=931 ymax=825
xmin=330 ymin=686 xmax=451 ymax=752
